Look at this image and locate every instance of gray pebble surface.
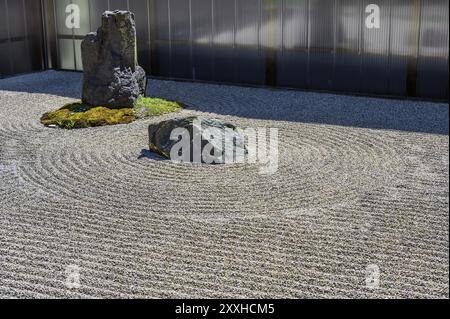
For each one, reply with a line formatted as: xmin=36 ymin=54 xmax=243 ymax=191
xmin=0 ymin=71 xmax=448 ymax=298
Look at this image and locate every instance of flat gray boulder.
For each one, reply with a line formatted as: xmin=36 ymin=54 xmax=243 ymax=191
xmin=81 ymin=10 xmax=146 ymax=108
xmin=148 ymin=117 xmax=247 ymax=164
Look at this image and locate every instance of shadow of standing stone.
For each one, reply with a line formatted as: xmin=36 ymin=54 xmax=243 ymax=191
xmin=81 ymin=10 xmax=147 ymax=108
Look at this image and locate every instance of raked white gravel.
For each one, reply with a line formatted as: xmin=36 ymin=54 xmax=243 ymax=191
xmin=0 ymin=71 xmax=448 ymax=298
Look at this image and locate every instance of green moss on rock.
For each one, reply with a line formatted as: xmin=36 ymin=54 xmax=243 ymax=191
xmin=133 ymin=97 xmax=183 ymax=119
xmin=41 ymin=103 xmax=134 ymax=129
xmin=41 ymin=97 xmax=183 ymax=129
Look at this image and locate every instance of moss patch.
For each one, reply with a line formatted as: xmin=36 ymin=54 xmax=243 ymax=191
xmin=41 ymin=97 xmax=183 ymax=129
xmin=41 ymin=103 xmax=135 ymax=129
xmin=133 ymin=96 xmax=183 ymax=119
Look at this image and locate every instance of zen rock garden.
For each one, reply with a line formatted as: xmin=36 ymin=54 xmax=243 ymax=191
xmin=40 ymin=10 xmax=245 ymax=163
xmin=1 ymin=2 xmax=448 ymax=300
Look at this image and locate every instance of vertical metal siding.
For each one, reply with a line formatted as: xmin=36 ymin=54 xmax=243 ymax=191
xmin=416 ymin=0 xmax=449 ymax=99
xmin=0 ymin=0 xmax=44 ymax=76
xmin=169 ymin=0 xmax=191 ymax=79
xmin=277 ymin=0 xmax=308 ymax=89
xmin=25 ymin=0 xmax=45 ymax=70
xmin=389 ymin=0 xmax=416 ymax=96
xmin=109 ymin=0 xmax=129 ymax=10
xmin=89 ymin=0 xmax=108 ymax=29
xmin=360 ymin=0 xmax=390 ymax=95
xmin=38 ymin=0 xmax=450 ymax=100
xmin=149 ymin=0 xmax=171 ymax=77
xmin=0 ymin=0 xmax=13 ymax=75
xmin=129 ymin=0 xmax=151 ymax=73
xmin=191 ymin=0 xmax=213 ymax=81
xmin=212 ymin=0 xmax=236 ymax=83
xmin=334 ymin=0 xmax=363 ymax=93
xmin=235 ymin=0 xmax=264 ymax=85
xmin=262 ymin=0 xmax=281 ymax=86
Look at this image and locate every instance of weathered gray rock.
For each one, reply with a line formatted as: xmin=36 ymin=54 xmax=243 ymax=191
xmin=148 ymin=117 xmax=247 ymax=164
xmin=81 ymin=10 xmax=147 ymax=108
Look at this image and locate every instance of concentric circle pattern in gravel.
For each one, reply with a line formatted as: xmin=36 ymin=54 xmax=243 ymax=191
xmin=0 ymin=71 xmax=448 ymax=298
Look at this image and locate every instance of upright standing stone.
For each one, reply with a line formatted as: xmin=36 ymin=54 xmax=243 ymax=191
xmin=81 ymin=10 xmax=147 ymax=108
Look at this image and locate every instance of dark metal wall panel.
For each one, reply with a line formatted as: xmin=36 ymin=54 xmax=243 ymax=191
xmin=150 ymin=0 xmax=170 ymax=77
xmin=236 ymin=0 xmax=259 ymax=47
xmin=235 ymin=0 xmax=264 ymax=85
xmin=0 ymin=43 xmax=12 ymax=76
xmin=109 ymin=0 xmax=129 ymax=10
xmin=169 ymin=0 xmax=190 ymax=42
xmin=416 ymin=0 xmax=449 ymax=99
xmin=212 ymin=0 xmax=236 ymax=83
xmin=191 ymin=0 xmax=213 ymax=81
xmin=25 ymin=0 xmax=45 ymax=71
xmin=261 ymin=0 xmax=280 ymax=86
xmin=0 ymin=0 xmax=44 ymax=76
xmin=0 ymin=1 xmax=8 ymax=41
xmin=308 ymin=0 xmax=336 ymax=91
xmin=11 ymin=40 xmax=31 ymax=74
xmin=333 ymin=0 xmax=363 ymax=93
xmin=277 ymin=0 xmax=308 ymax=88
xmin=129 ymin=0 xmax=151 ymax=73
xmin=169 ymin=0 xmax=191 ymax=79
xmin=7 ymin=0 xmax=27 ymax=39
xmin=153 ymin=0 xmax=170 ymax=41
xmin=0 ymin=0 xmax=13 ymax=75
xmin=360 ymin=0 xmax=390 ymax=95
xmin=89 ymin=0 xmax=108 ymax=30
xmin=33 ymin=0 xmax=450 ymax=99
xmin=42 ymin=0 xmax=58 ymax=69
xmin=388 ymin=0 xmax=418 ymax=97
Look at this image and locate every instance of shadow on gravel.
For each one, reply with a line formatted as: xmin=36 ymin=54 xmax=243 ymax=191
xmin=151 ymin=81 xmax=449 ymax=135
xmin=0 ymin=71 xmax=81 ymax=99
xmin=1 ymin=71 xmax=448 ymax=135
xmin=138 ymin=149 xmax=167 ymax=161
